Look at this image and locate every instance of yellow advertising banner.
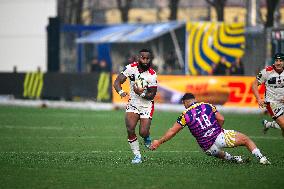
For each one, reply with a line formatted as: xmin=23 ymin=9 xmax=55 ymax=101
xmin=112 ymin=75 xmax=265 ymax=107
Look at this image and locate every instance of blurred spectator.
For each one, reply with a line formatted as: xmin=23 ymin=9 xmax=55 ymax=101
xmin=163 ymin=51 xmax=177 ymax=74
xmin=90 ymin=58 xmax=110 ymax=73
xmin=90 ymin=57 xmax=100 ymax=72
xmin=99 ymin=59 xmax=110 ymax=72
xmin=230 ymin=57 xmax=244 ymax=75
xmin=213 ymin=56 xmax=230 ymax=76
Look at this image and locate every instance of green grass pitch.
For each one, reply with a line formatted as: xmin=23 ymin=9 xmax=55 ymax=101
xmin=0 ymin=105 xmax=283 ymax=189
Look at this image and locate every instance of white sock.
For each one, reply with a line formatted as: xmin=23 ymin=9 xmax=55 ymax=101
xmin=271 ymin=121 xmax=281 ymax=129
xmin=266 ymin=121 xmax=281 ymax=129
xmin=128 ymin=137 xmax=141 ymax=157
xmin=224 ymin=152 xmax=233 ymax=160
xmin=252 ymin=148 xmax=263 ymax=159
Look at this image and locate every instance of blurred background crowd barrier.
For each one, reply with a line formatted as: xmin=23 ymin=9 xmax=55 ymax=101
xmin=112 ymin=75 xmax=265 ymax=107
xmin=0 ymin=72 xmax=111 ymax=102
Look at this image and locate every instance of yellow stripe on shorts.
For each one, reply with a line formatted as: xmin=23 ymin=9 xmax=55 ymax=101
xmin=224 ymin=130 xmax=236 ymax=147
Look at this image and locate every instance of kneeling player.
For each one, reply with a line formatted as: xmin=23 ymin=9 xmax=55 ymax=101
xmin=150 ymin=93 xmax=270 ymax=165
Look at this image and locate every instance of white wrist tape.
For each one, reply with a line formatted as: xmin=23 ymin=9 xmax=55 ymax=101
xmin=118 ymin=90 xmax=124 ymax=96
xmin=140 ymin=92 xmax=146 ymax=97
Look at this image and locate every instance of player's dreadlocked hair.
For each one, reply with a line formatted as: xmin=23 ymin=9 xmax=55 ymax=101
xmin=139 ymin=48 xmax=153 ymax=56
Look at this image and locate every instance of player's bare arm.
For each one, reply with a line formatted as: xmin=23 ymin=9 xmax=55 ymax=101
xmin=113 ymin=73 xmax=128 ymax=97
xmin=150 ymin=122 xmax=182 ymax=150
xmin=251 ymin=79 xmax=265 ymax=108
xmin=215 ymin=112 xmax=225 ymax=127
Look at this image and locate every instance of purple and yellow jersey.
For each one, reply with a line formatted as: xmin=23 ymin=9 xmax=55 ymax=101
xmin=176 ymin=102 xmax=223 ymax=151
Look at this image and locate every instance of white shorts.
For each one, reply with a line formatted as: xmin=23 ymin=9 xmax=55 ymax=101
xmin=266 ymin=102 xmax=284 ymax=120
xmin=205 ymin=129 xmax=237 ymax=156
xmin=126 ymin=101 xmax=154 ymax=119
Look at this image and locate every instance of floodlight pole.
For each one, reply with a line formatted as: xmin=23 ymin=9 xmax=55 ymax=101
xmin=170 ymin=30 xmax=184 ymax=70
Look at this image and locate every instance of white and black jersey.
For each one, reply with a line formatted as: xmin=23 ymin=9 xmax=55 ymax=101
xmin=256 ymin=65 xmax=284 ymax=103
xmin=121 ymin=62 xmax=157 ymax=106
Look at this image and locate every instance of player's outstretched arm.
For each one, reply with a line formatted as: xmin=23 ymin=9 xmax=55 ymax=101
xmin=113 ymin=73 xmax=128 ymax=98
xmin=150 ymin=122 xmax=182 ymax=150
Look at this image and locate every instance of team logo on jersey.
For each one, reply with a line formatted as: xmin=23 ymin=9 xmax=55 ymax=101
xmin=268 ymin=77 xmax=277 ymax=84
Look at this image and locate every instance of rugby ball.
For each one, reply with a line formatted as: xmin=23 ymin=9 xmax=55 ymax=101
xmin=135 ymin=77 xmax=147 ymax=89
